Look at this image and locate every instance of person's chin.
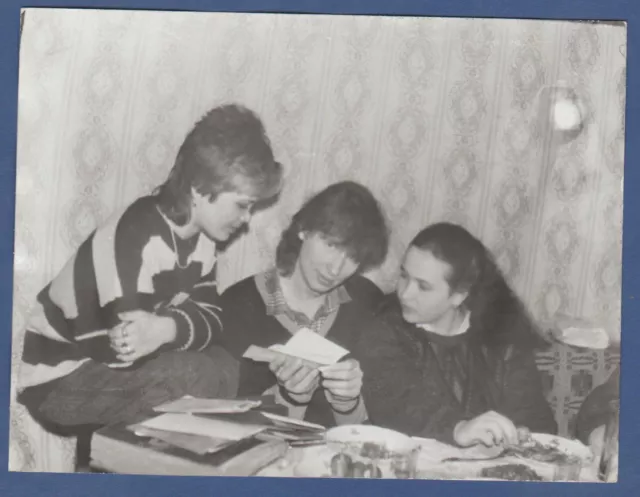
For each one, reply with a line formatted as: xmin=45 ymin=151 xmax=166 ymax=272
xmin=309 ymin=279 xmax=334 ymax=295
xmin=400 ymin=307 xmax=418 ymax=323
xmin=202 ymin=227 xmax=229 ymax=243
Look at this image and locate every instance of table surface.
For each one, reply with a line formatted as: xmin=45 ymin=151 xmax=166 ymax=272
xmin=255 ymin=437 xmax=601 ymax=481
xmin=90 ymin=420 xmax=601 ymax=482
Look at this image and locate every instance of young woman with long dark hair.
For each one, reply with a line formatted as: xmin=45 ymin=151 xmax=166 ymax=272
xmin=358 ymin=222 xmax=556 ymax=447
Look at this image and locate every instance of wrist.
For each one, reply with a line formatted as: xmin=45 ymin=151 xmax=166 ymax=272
xmin=330 ymin=396 xmax=360 ymax=414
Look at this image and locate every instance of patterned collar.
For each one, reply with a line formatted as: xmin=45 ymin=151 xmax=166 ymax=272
xmin=260 ymin=268 xmax=352 ymax=327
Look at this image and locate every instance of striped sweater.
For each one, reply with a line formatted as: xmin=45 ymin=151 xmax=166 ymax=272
xmin=19 ymin=196 xmax=222 ymax=390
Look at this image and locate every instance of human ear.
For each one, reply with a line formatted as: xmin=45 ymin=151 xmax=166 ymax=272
xmin=190 ymin=187 xmax=203 ymax=206
xmin=451 ymin=290 xmax=469 ymax=308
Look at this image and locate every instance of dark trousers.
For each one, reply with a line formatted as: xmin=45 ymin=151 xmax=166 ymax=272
xmin=19 ymin=347 xmax=239 ymax=429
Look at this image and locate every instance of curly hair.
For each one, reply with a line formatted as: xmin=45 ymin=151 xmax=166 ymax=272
xmin=275 ymin=181 xmax=389 ymax=277
xmin=409 ymin=222 xmax=545 ymax=349
xmin=154 ymin=104 xmax=283 ymax=226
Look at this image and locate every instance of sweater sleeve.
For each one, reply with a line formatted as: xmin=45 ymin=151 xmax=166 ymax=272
xmin=575 ymin=367 xmax=620 ymax=444
xmin=357 ymin=318 xmax=468 ymax=444
xmin=156 ymin=265 xmax=223 ymax=352
xmin=112 ymin=199 xmax=223 ymax=353
xmin=497 ymin=344 xmax=558 ymax=434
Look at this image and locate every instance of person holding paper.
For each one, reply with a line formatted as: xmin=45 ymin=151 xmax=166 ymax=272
xmin=220 ymin=181 xmax=389 ymax=427
xmin=17 ymin=104 xmax=283 ymax=429
xmin=357 ymin=222 xmax=557 ymax=447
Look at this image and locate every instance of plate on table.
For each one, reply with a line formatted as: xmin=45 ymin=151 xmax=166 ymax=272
xmin=514 ymin=433 xmax=593 ymax=463
xmin=415 ymin=433 xmax=595 ymax=482
xmin=294 ymin=425 xmax=421 ymax=479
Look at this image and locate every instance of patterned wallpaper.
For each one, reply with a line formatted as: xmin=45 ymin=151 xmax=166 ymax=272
xmin=11 ymin=10 xmax=625 ymax=471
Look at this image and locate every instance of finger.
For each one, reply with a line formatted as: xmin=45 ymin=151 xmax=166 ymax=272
xmin=108 ymin=324 xmax=126 ymax=340
xmin=503 ymin=423 xmax=519 ymax=446
xmin=116 ymin=352 xmax=140 ymax=362
xmin=324 ymin=388 xmax=360 ymax=400
xmin=278 ymin=359 xmax=307 ymax=382
xmin=480 ymin=412 xmax=514 ymax=444
xmin=111 ymin=338 xmax=128 ymax=350
xmin=116 ymin=345 xmax=140 ymax=361
xmin=268 ymin=355 xmax=287 ymax=373
xmin=470 ymin=420 xmax=499 ymax=447
xmin=517 ymin=426 xmax=531 ymax=443
xmin=476 ymin=430 xmax=497 ymax=447
xmin=322 ymin=386 xmax=361 ymax=401
xmin=289 ymin=369 xmax=320 ymax=392
xmin=493 ymin=416 xmax=518 ymax=445
xmin=322 ymin=379 xmax=361 ymax=393
xmin=118 ymin=311 xmax=147 ymax=322
xmin=490 ymin=421 xmax=514 ymax=447
xmin=320 ymin=367 xmax=362 ymax=381
xmin=319 ymin=359 xmax=358 ymax=374
xmin=287 ymin=365 xmax=318 ymax=387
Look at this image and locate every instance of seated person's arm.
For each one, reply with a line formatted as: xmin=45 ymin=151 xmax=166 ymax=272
xmin=153 ymin=264 xmax=223 ymax=352
xmin=110 ymin=216 xmax=223 ymax=360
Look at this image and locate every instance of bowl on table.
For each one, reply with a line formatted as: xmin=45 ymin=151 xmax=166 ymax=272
xmin=323 ymin=424 xmax=421 ymax=479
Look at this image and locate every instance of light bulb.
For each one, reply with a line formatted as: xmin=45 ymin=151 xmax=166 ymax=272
xmin=553 ymin=99 xmax=581 ymax=131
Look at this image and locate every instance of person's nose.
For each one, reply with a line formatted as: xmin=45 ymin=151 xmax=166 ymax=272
xmin=326 ymin=251 xmax=347 ymax=278
xmin=398 ymin=279 xmax=414 ymax=301
xmin=240 ymin=210 xmax=252 ymax=224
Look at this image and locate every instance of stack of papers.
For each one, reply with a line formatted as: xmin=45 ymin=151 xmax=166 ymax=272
xmin=153 ymin=397 xmax=262 ymax=414
xmin=128 ymin=395 xmax=328 ymax=455
xmin=129 ymin=412 xmax=266 ymax=455
xmin=136 ymin=412 xmax=265 ymax=438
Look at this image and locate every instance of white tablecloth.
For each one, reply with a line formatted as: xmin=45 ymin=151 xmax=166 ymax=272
xmin=256 ymin=437 xmax=600 ymax=482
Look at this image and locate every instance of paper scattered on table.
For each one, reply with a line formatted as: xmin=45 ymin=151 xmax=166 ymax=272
xmin=138 ymin=413 xmax=266 ymax=441
xmin=153 ymin=396 xmax=262 ymax=414
xmin=262 ymin=412 xmax=326 ymax=432
xmin=129 ymin=424 xmax=234 ymax=455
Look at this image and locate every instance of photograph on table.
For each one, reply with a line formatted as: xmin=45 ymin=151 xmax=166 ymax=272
xmin=9 ymin=8 xmax=625 ymax=483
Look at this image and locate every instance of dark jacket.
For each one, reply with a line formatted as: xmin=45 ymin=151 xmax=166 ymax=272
xmin=219 ymin=274 xmax=383 ymax=427
xmin=357 ymin=297 xmax=557 ymax=444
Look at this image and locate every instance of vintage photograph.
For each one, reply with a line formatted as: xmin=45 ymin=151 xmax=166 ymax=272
xmin=10 ymin=8 xmax=625 ymax=482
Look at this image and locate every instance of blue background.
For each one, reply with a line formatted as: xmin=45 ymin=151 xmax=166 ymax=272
xmin=0 ymin=0 xmax=637 ymax=495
